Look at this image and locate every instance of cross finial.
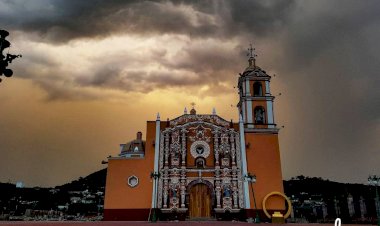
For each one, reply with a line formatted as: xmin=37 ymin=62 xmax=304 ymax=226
xmin=247 ymin=43 xmax=257 ymax=67
xmin=190 ymin=102 xmax=196 ymax=109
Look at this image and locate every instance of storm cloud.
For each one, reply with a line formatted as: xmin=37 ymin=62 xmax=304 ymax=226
xmin=0 ymin=0 xmax=379 ymax=186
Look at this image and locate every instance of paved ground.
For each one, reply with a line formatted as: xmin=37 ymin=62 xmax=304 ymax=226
xmin=0 ymin=222 xmax=369 ymax=226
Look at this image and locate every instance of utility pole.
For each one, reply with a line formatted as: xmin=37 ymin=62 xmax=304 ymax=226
xmin=245 ymin=172 xmax=260 ymax=223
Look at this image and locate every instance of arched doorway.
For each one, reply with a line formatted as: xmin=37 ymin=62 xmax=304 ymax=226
xmin=189 ymin=183 xmax=212 ymax=218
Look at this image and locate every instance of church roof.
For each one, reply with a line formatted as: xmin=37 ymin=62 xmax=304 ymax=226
xmin=169 ymin=113 xmax=231 ymax=128
xmin=242 ymin=64 xmax=269 ymax=77
xmin=119 ymin=132 xmax=145 ymax=156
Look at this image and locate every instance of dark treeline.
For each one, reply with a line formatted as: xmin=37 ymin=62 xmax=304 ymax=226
xmin=0 ymin=171 xmax=378 ymax=223
xmin=284 ymin=175 xmax=378 ymax=224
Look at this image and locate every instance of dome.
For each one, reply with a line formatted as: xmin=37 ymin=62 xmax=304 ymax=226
xmin=242 ymin=64 xmax=268 ymax=77
xmin=190 ymin=108 xmax=196 ymax=115
xmin=119 ymin=132 xmax=146 ymax=157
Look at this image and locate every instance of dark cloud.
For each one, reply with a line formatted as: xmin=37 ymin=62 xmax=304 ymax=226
xmin=0 ymin=0 xmax=296 ymax=43
xmin=267 ymin=1 xmax=380 ymax=182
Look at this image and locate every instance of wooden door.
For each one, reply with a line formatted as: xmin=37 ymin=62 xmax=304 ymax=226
xmin=189 ymin=183 xmax=211 ymax=218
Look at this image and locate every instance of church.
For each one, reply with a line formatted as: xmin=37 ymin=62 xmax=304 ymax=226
xmin=104 ymin=47 xmax=286 ymax=221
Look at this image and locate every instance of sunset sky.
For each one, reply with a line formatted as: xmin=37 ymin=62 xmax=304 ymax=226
xmin=0 ymin=0 xmax=379 ymax=187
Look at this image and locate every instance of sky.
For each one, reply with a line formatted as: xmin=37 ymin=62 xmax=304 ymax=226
xmin=0 ymin=0 xmax=379 ymax=187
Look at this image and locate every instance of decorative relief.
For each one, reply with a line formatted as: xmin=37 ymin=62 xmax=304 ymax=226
xmin=223 ymin=197 xmax=232 ymax=210
xmin=213 ymin=129 xmax=220 ymax=166
xmin=171 ymin=157 xmax=180 ymax=166
xmin=190 ymin=140 xmax=210 ymax=159
xmin=219 ymin=133 xmax=231 ymax=155
xmin=157 ymin=116 xmax=243 ymax=213
xmin=170 ymin=114 xmax=230 ymax=127
xmin=189 ymin=125 xmax=211 ymax=142
xmin=181 ymin=129 xmax=187 ymax=165
xmin=221 ymin=158 xmax=230 ymax=167
xmin=170 ymin=131 xmax=181 ymax=153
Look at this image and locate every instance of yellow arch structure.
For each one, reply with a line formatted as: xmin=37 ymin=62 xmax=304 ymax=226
xmin=262 ymin=191 xmax=292 ymax=219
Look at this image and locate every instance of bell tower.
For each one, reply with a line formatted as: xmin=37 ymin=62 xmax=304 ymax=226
xmin=237 ymin=44 xmax=285 ymax=218
xmin=238 ymin=44 xmax=275 ymax=130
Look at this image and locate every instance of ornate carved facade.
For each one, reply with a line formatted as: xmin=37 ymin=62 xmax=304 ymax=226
xmin=156 ymin=112 xmax=244 ymax=215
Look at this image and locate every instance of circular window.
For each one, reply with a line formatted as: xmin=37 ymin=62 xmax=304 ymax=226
xmin=190 ymin=140 xmax=210 ymax=158
xmin=196 ymin=146 xmax=204 ymax=154
xmin=127 ymin=175 xmax=139 ymax=188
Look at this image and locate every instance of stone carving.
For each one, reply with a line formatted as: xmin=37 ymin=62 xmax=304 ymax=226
xmin=189 ymin=125 xmax=211 ymax=142
xmin=170 ymin=114 xmax=230 ymax=127
xmin=221 ymin=158 xmax=230 ymax=167
xmin=223 ymin=197 xmax=232 ymax=210
xmin=213 ymin=129 xmax=220 ymax=166
xmin=157 ymin=116 xmax=243 ymax=214
xmin=190 ymin=140 xmax=210 ymax=159
xmin=181 ymin=129 xmax=187 ymax=165
xmin=219 ymin=133 xmax=230 ymax=155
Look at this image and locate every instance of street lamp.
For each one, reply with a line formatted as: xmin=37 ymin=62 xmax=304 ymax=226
xmin=368 ymin=175 xmax=380 ymax=226
xmin=150 ymin=172 xmax=160 ymax=222
xmin=245 ymin=172 xmax=260 ymax=223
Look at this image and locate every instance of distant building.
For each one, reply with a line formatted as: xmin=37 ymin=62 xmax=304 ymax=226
xmin=347 ymin=194 xmax=355 ymax=217
xmin=70 ymin=197 xmax=81 ymax=204
xmin=104 ymin=47 xmax=285 ymax=221
xmin=359 ymin=196 xmax=367 ymax=220
xmin=16 ymin=181 xmax=23 ymax=188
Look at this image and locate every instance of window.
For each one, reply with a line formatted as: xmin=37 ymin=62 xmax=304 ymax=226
xmin=127 ymin=175 xmax=139 ymax=188
xmin=254 ymin=106 xmax=266 ymax=124
xmin=196 ymin=146 xmax=204 ymax=155
xmin=195 ymin=157 xmax=206 ymax=168
xmin=253 ymin=82 xmax=263 ymax=96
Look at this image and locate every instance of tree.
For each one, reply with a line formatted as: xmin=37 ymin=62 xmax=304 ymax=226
xmin=0 ymin=29 xmax=21 ymax=83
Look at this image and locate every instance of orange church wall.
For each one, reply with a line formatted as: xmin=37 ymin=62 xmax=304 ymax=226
xmin=252 ymin=100 xmax=268 ymax=112
xmin=104 ymin=121 xmax=156 ymax=210
xmin=104 ymin=158 xmax=153 ymax=209
xmin=245 ymin=133 xmax=285 ymax=211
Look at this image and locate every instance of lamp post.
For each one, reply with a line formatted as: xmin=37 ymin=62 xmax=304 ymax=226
xmin=368 ymin=175 xmax=380 ymax=226
xmin=150 ymin=172 xmax=160 ymax=222
xmin=245 ymin=173 xmax=260 ymax=223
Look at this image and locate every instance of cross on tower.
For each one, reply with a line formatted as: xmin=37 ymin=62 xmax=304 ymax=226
xmin=190 ymin=102 xmax=196 ymax=109
xmin=247 ymin=43 xmax=257 ymax=67
xmin=247 ymin=43 xmax=257 ymax=59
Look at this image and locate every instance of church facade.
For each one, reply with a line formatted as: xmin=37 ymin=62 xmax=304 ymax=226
xmin=104 ymin=50 xmax=285 ymax=221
